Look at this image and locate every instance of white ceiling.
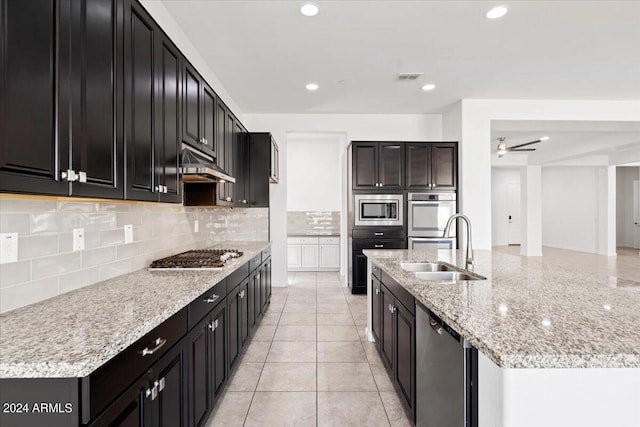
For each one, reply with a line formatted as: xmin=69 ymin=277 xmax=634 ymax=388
xmin=491 ymin=120 xmax=640 ymax=165
xmin=161 ymin=0 xmax=640 ymax=114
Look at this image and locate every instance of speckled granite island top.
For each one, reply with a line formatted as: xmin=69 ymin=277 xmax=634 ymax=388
xmin=0 ymin=241 xmax=270 ymax=378
xmin=364 ymin=249 xmax=640 ymax=369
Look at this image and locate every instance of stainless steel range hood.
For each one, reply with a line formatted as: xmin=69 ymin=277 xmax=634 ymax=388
xmin=180 ymin=145 xmax=235 ymax=183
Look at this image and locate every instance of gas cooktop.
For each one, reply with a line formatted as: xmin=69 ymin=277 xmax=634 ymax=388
xmin=149 ymin=249 xmax=243 ymax=270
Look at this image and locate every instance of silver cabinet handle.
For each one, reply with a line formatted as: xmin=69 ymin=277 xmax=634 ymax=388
xmin=154 ymin=185 xmax=159 ymax=192
xmin=225 ymin=196 xmax=232 ymax=202
xmin=61 ymin=169 xmax=78 ymax=182
xmin=203 ymin=138 xmax=208 ymax=145
xmin=242 ymin=200 xmax=247 ymax=204
xmin=429 ymin=319 xmax=443 ymax=335
xmin=78 ymin=171 xmax=87 ymax=183
xmin=374 ymin=232 xmax=384 ymax=236
xmin=140 ymin=337 xmax=167 ymax=356
xmin=146 ymin=381 xmax=159 ymax=400
xmin=204 ymin=294 xmax=219 ymax=304
xmin=374 ymin=244 xmax=384 ymax=248
xmin=158 ymin=377 xmax=165 ymax=392
xmin=239 ymin=290 xmax=245 ymax=298
xmin=375 ymin=288 xmax=380 ymax=295
xmin=209 ymin=318 xmax=219 ymax=331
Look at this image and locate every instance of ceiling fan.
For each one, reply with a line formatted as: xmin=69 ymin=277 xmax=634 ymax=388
xmin=496 ymin=136 xmax=549 ymax=157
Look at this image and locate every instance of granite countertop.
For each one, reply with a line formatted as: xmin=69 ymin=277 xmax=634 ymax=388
xmin=0 ymin=241 xmax=270 ymax=379
xmin=364 ymin=249 xmax=640 ymax=369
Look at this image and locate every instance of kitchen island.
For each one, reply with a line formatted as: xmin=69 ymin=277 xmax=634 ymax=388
xmin=364 ymin=248 xmax=640 ymax=427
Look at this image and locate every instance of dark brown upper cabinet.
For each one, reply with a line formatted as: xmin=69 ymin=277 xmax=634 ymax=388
xmin=1 ymin=0 xmax=123 ymax=198
xmin=124 ymin=0 xmax=182 ymax=203
xmin=406 ymin=142 xmax=457 ymax=191
xmin=352 ymin=142 xmax=404 ymax=189
xmin=182 ymin=62 xmax=216 ymax=158
xmin=247 ymin=132 xmax=278 ymax=208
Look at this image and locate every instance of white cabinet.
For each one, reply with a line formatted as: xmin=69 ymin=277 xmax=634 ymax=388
xmin=287 ymin=236 xmax=340 ymax=271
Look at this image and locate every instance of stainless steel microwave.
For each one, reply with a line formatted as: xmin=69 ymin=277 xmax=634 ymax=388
xmin=354 ymin=194 xmax=404 ymax=227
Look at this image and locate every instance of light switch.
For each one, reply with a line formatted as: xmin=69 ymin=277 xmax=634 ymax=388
xmin=194 ymin=220 xmax=199 ymax=233
xmin=73 ymin=228 xmax=85 ymax=251
xmin=0 ymin=233 xmax=19 ymax=264
xmin=124 ymin=224 xmax=134 ymax=244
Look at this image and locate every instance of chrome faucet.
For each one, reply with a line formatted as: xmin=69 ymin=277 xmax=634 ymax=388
xmin=443 ymin=214 xmax=474 ymax=270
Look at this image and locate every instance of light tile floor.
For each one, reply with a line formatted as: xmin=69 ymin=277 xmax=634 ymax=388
xmin=206 ymin=271 xmax=411 ymax=427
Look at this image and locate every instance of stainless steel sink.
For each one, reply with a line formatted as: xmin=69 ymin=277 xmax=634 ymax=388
xmin=400 ymin=262 xmax=456 ymax=272
xmin=414 ymin=271 xmax=486 ymax=281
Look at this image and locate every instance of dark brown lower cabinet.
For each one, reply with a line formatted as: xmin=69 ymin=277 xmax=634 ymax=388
xmin=227 ymin=279 xmax=249 ymax=370
xmin=260 ymin=257 xmax=271 ymax=312
xmin=187 ymin=302 xmax=227 ymax=427
xmin=373 ymin=267 xmax=416 ymax=423
xmin=89 ymin=339 xmax=187 ymax=427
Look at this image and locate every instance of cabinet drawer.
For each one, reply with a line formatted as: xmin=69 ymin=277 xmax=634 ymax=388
xmin=188 ymin=280 xmax=226 ymax=330
xmin=353 ymin=229 xmax=405 ymax=239
xmin=261 ymin=246 xmax=271 ymax=260
xmin=288 ymin=237 xmax=319 ymax=244
xmin=352 ymin=238 xmax=406 ymax=252
xmin=381 ymin=271 xmax=415 ymax=316
xmin=82 ymin=308 xmax=187 ymax=424
xmin=249 ymin=254 xmax=262 ymax=272
xmin=319 ymin=237 xmax=340 ymax=244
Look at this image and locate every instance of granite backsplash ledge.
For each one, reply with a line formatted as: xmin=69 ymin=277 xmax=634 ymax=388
xmin=287 ymin=211 xmax=340 ymax=236
xmin=0 ymin=196 xmax=268 ymax=313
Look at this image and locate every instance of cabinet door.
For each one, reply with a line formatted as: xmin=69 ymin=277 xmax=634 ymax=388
xmin=200 ymin=84 xmax=215 ymax=157
xmin=155 ymin=33 xmax=181 ymax=203
xmin=259 ymin=262 xmax=268 ymax=312
xmin=67 ymin=0 xmax=123 ymax=199
xmin=378 ymin=143 xmax=404 ymax=188
xmin=265 ymin=258 xmax=272 ymax=303
xmin=431 ymin=142 xmax=457 ymax=190
xmin=301 ymin=244 xmax=319 ymax=268
xmin=233 ymin=121 xmax=247 ymax=205
xmin=351 ymin=252 xmax=368 ymax=293
xmin=247 ymin=270 xmax=257 ymax=333
xmin=371 ymin=276 xmax=382 ymax=344
xmin=405 ymin=143 xmax=431 ymax=190
xmin=154 ymin=343 xmax=187 ymax=427
xmin=88 ymin=375 xmax=148 ymax=427
xmin=226 ymin=285 xmax=240 ymax=370
xmin=214 ymin=99 xmax=226 ymax=168
xmin=287 ymin=244 xmax=302 ymax=269
xmin=223 ymin=112 xmax=235 ymax=202
xmin=124 ymin=0 xmax=157 ymax=201
xmin=210 ymin=303 xmax=227 ymax=399
xmin=380 ymin=286 xmax=394 ymax=370
xmin=238 ymin=279 xmax=249 ymax=349
xmin=187 ymin=316 xmax=212 ymax=427
xmin=394 ymin=300 xmax=415 ymax=413
xmin=319 ymin=244 xmax=340 ymax=269
xmin=182 ymin=62 xmax=201 ymax=148
xmin=270 ymin=137 xmax=279 ymax=183
xmin=352 ymin=143 xmax=378 ymax=189
xmin=0 ymin=0 xmax=67 ymax=195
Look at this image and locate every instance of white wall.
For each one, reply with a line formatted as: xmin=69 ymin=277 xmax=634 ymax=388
xmin=491 ymin=168 xmax=521 ymax=246
xmin=287 ymin=134 xmax=342 ymax=211
xmin=617 ymin=167 xmax=640 ymax=247
xmin=242 ymin=114 xmax=443 ymax=285
xmin=139 ymin=0 xmax=243 ymax=117
xmin=447 ymin=99 xmax=640 ymax=251
xmin=541 ymin=167 xmax=601 ymax=253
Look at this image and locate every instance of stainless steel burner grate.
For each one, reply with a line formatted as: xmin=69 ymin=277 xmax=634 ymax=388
xmin=149 ymin=249 xmax=243 ymax=270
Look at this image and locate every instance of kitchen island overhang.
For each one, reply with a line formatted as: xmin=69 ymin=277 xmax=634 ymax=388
xmin=364 ymin=248 xmax=640 ymax=427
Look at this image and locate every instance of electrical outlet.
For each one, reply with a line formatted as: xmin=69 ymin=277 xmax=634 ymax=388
xmin=124 ymin=224 xmax=134 ymax=244
xmin=73 ymin=228 xmax=85 ymax=251
xmin=0 ymin=233 xmax=19 ymax=264
xmin=194 ymin=220 xmax=199 ymax=233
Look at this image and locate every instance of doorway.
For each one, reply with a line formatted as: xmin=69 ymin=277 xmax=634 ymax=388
xmin=506 ymin=183 xmax=521 ymax=245
xmin=616 ymin=166 xmax=640 ymax=252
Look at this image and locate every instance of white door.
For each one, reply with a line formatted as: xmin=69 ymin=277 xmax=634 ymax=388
xmin=319 ymin=244 xmax=340 ymax=269
xmin=287 ymin=244 xmax=302 ymax=269
xmin=301 ymin=244 xmax=319 ymax=268
xmin=506 ymin=183 xmax=521 ymax=245
xmin=634 ymin=180 xmax=640 ymax=249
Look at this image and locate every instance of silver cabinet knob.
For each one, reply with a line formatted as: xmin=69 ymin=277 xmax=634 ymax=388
xmin=61 ymin=169 xmax=78 ymax=182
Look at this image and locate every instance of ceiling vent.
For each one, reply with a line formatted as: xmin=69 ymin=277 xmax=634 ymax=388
xmin=397 ymin=73 xmax=423 ymax=81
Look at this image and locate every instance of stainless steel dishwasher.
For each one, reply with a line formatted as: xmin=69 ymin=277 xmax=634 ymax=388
xmin=416 ymin=304 xmax=477 ymax=427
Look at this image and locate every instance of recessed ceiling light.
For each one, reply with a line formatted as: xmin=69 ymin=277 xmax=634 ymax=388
xmin=305 ymin=83 xmax=319 ymax=91
xmin=300 ymin=3 xmax=319 ymax=17
xmin=421 ymin=83 xmax=436 ymax=91
xmin=486 ymin=6 xmax=508 ymax=19
xmin=540 ymin=136 xmax=550 ymax=141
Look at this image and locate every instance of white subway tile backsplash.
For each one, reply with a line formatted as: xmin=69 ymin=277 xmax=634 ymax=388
xmin=0 ymin=260 xmax=31 ymax=288
xmin=32 ymin=252 xmax=82 ymax=280
xmin=0 ymin=198 xmax=268 ymax=313
xmin=0 ymin=276 xmax=58 ymax=312
xmin=18 ymin=235 xmax=59 ymax=260
xmin=82 ymin=246 xmax=117 ymax=268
